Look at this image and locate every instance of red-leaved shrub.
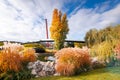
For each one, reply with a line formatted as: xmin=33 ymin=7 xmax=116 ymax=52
xmin=55 ymin=47 xmax=91 ymax=76
xmin=114 ymin=42 xmax=120 ymax=60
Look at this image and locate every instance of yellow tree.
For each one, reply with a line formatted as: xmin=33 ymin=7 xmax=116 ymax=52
xmin=50 ymin=9 xmax=69 ymax=50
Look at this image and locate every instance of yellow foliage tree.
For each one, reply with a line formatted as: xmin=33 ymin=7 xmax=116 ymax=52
xmin=50 ymin=9 xmax=69 ymax=50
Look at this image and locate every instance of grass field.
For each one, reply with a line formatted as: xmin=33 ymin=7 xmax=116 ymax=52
xmin=31 ymin=66 xmax=120 ymax=80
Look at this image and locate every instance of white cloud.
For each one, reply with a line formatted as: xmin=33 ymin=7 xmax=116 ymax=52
xmin=68 ymin=4 xmax=120 ymax=40
xmin=0 ymin=0 xmax=64 ymax=42
xmin=0 ymin=0 xmax=120 ymax=42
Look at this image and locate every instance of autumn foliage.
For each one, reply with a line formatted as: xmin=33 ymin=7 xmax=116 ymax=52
xmin=0 ymin=48 xmax=22 ymax=72
xmin=0 ymin=42 xmax=36 ymax=73
xmin=50 ymin=9 xmax=69 ymax=50
xmin=85 ymin=25 xmax=120 ymax=48
xmin=22 ymin=48 xmax=36 ymax=62
xmin=55 ymin=47 xmax=91 ymax=76
xmin=3 ymin=42 xmax=24 ymax=52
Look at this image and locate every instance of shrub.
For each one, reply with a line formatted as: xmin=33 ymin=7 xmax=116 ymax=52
xmin=55 ymin=47 xmax=91 ymax=76
xmin=90 ymin=40 xmax=120 ymax=67
xmin=0 ymin=42 xmax=35 ymax=80
xmin=114 ymin=42 xmax=120 ymax=60
xmin=0 ymin=48 xmax=22 ymax=73
xmin=22 ymin=48 xmax=36 ymax=63
xmin=114 ymin=42 xmax=120 ymax=66
xmin=92 ymin=61 xmax=106 ymax=69
xmin=0 ymin=67 xmax=33 ymax=80
xmin=90 ymin=41 xmax=115 ymax=63
xmin=34 ymin=47 xmax=45 ymax=53
xmin=66 ymin=42 xmax=74 ymax=47
xmin=55 ymin=63 xmax=75 ymax=76
xmin=3 ymin=42 xmax=24 ymax=52
xmin=91 ymin=57 xmax=106 ymax=69
xmin=0 ymin=42 xmax=3 ymax=46
xmin=74 ymin=42 xmax=86 ymax=48
xmin=24 ymin=43 xmax=45 ymax=53
xmin=37 ymin=53 xmax=54 ymax=61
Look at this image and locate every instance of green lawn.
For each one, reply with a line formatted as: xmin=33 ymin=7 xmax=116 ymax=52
xmin=31 ymin=66 xmax=120 ymax=80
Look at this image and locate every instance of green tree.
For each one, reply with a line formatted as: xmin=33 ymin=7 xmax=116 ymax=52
xmin=85 ymin=25 xmax=120 ymax=47
xmin=85 ymin=29 xmax=98 ymax=47
xmin=50 ymin=9 xmax=69 ymax=50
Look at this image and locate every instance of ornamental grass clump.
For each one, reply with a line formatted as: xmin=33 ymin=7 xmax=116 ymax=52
xmin=0 ymin=42 xmax=36 ymax=80
xmin=0 ymin=42 xmax=37 ymax=73
xmin=0 ymin=48 xmax=22 ymax=72
xmin=55 ymin=47 xmax=91 ymax=76
xmin=3 ymin=42 xmax=24 ymax=52
xmin=22 ymin=48 xmax=36 ymax=63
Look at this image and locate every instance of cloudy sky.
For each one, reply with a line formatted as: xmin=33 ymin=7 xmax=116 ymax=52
xmin=0 ymin=0 xmax=120 ymax=42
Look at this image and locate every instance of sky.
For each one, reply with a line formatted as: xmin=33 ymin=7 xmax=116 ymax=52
xmin=0 ymin=0 xmax=120 ymax=42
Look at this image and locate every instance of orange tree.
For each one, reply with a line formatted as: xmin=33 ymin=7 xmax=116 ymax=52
xmin=50 ymin=9 xmax=69 ymax=50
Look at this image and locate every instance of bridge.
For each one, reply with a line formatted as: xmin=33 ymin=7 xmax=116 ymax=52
xmin=35 ymin=39 xmax=85 ymax=43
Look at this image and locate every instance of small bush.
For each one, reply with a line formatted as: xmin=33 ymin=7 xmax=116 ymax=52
xmin=37 ymin=53 xmax=54 ymax=61
xmin=90 ymin=40 xmax=120 ymax=67
xmin=22 ymin=48 xmax=36 ymax=63
xmin=90 ymin=41 xmax=115 ymax=63
xmin=34 ymin=47 xmax=45 ymax=53
xmin=55 ymin=47 xmax=91 ymax=76
xmin=0 ymin=67 xmax=33 ymax=80
xmin=92 ymin=61 xmax=106 ymax=69
xmin=91 ymin=57 xmax=106 ymax=69
xmin=114 ymin=42 xmax=120 ymax=60
xmin=66 ymin=42 xmax=74 ymax=47
xmin=0 ymin=42 xmax=3 ymax=46
xmin=24 ymin=43 xmax=45 ymax=53
xmin=114 ymin=42 xmax=120 ymax=66
xmin=74 ymin=42 xmax=86 ymax=48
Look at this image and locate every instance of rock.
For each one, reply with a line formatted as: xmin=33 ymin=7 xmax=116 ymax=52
xmin=27 ymin=60 xmax=55 ymax=77
xmin=54 ymin=73 xmax=60 ymax=76
xmin=40 ymin=61 xmax=45 ymax=65
xmin=50 ymin=62 xmax=55 ymax=67
xmin=38 ymin=71 xmax=46 ymax=76
xmin=35 ymin=64 xmax=43 ymax=73
xmin=31 ymin=69 xmax=37 ymax=75
xmin=27 ymin=62 xmax=34 ymax=69
xmin=91 ymin=57 xmax=98 ymax=63
xmin=35 ymin=75 xmax=39 ymax=78
xmin=47 ymin=56 xmax=56 ymax=61
xmin=35 ymin=53 xmax=39 ymax=56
